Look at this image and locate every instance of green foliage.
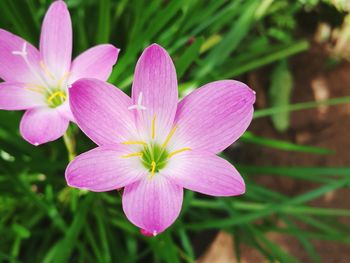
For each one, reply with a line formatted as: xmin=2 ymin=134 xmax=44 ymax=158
xmin=269 ymin=60 xmax=293 ymax=132
xmin=0 ymin=0 xmax=350 ymax=262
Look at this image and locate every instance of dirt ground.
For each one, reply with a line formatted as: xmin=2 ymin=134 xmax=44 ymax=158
xmin=199 ymin=42 xmax=350 ymax=262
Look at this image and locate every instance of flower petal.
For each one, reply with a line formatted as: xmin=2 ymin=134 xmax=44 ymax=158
xmin=164 ymin=150 xmax=245 ymax=196
xmin=131 ymin=44 xmax=178 ymax=141
xmin=0 ymin=82 xmax=45 ymax=110
xmin=40 ymin=0 xmax=72 ymax=77
xmin=69 ymin=44 xmax=120 ymax=83
xmin=170 ymin=80 xmax=255 ymax=153
xmin=122 ymin=176 xmax=183 ymax=234
xmin=66 ymin=145 xmax=145 ymax=192
xmin=69 ymin=78 xmax=136 ymax=146
xmin=56 ymin=101 xmax=75 ymax=122
xmin=20 ymin=107 xmax=69 ymax=145
xmin=0 ymin=29 xmax=41 ymax=83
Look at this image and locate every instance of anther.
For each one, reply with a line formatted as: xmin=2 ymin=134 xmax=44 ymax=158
xmin=47 ymin=91 xmax=66 ymax=105
xmin=149 ymin=161 xmax=156 ymax=179
xmin=151 ymin=115 xmax=156 ymax=139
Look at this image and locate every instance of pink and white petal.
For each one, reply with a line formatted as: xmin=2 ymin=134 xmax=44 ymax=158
xmin=164 ymin=150 xmax=245 ymax=196
xmin=169 ymin=80 xmax=255 ymax=154
xmin=123 ymin=176 xmax=183 ymax=234
xmin=66 ymin=145 xmax=145 ymax=192
xmin=69 ymin=44 xmax=120 ymax=83
xmin=20 ymin=107 xmax=69 ymax=145
xmin=57 ymin=101 xmax=75 ymax=122
xmin=40 ymin=0 xmax=72 ymax=77
xmin=0 ymin=29 xmax=41 ymax=83
xmin=131 ymin=44 xmax=178 ymax=141
xmin=69 ymin=78 xmax=136 ymax=146
xmin=0 ymin=82 xmax=46 ymax=110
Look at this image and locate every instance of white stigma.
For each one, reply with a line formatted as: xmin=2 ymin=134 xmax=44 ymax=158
xmin=12 ymin=42 xmax=28 ymax=57
xmin=128 ymin=92 xmax=146 ymax=111
xmin=152 ymin=230 xmax=157 ymax=237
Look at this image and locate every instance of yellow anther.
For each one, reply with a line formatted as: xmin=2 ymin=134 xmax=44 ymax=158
xmin=162 ymin=125 xmax=178 ymax=149
xmin=121 ymin=152 xmax=143 ymax=158
xmin=122 ymin=141 xmax=147 ymax=145
xmin=47 ymin=91 xmax=66 ymax=105
xmin=168 ymin=148 xmax=192 ymax=158
xmin=151 ymin=161 xmax=156 ymax=174
xmin=40 ymin=61 xmax=55 ymax=80
xmin=149 ymin=161 xmax=156 ymax=179
xmin=151 ymin=115 xmax=156 ymax=139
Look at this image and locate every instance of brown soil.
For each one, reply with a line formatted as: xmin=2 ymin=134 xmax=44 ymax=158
xmin=199 ymin=43 xmax=350 ymax=262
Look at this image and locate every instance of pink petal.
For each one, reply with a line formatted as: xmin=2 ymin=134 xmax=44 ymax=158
xmin=69 ymin=78 xmax=136 ymax=146
xmin=0 ymin=82 xmax=45 ymax=110
xmin=169 ymin=80 xmax=255 ymax=154
xmin=131 ymin=44 xmax=178 ymax=141
xmin=66 ymin=145 xmax=145 ymax=192
xmin=122 ymin=176 xmax=183 ymax=234
xmin=40 ymin=0 xmax=72 ymax=77
xmin=56 ymin=101 xmax=75 ymax=122
xmin=69 ymin=44 xmax=120 ymax=83
xmin=164 ymin=150 xmax=245 ymax=196
xmin=20 ymin=107 xmax=69 ymax=145
xmin=0 ymin=29 xmax=41 ymax=83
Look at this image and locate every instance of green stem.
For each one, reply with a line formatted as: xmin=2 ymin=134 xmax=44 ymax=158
xmin=63 ymin=131 xmax=76 ymax=162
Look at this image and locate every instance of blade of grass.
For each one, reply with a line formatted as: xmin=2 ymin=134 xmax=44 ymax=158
xmin=187 ymin=178 xmax=350 ymax=229
xmin=241 ymin=131 xmax=333 ymax=154
xmin=96 ymin=0 xmax=111 ymax=44
xmin=254 ymin=96 xmax=350 ymax=118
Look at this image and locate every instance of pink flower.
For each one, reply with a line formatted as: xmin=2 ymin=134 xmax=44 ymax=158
xmin=66 ymin=44 xmax=255 ymax=234
xmin=0 ymin=0 xmax=119 ymax=145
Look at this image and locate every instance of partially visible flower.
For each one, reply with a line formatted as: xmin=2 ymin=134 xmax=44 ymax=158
xmin=0 ymin=0 xmax=119 ymax=145
xmin=66 ymin=44 xmax=255 ymax=235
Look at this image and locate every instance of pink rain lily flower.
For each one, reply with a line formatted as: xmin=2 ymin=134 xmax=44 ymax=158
xmin=66 ymin=44 xmax=255 ymax=235
xmin=0 ymin=0 xmax=119 ymax=145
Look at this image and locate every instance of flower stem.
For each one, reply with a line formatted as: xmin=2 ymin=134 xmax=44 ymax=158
xmin=63 ymin=128 xmax=76 ymax=162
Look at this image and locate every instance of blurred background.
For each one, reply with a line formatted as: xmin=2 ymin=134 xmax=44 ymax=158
xmin=1 ymin=0 xmax=350 ymax=262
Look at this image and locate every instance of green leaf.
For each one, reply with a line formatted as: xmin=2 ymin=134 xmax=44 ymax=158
xmin=269 ymin=60 xmax=293 ymax=132
xmin=241 ymin=131 xmax=333 ymax=154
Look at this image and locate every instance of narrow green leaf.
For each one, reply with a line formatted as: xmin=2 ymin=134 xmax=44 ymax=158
xmin=241 ymin=131 xmax=333 ymax=154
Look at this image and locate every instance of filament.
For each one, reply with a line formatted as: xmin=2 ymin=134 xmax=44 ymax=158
xmin=121 ymin=152 xmax=143 ymax=158
xmin=168 ymin=148 xmax=192 ymax=158
xmin=162 ymin=125 xmax=177 ymax=149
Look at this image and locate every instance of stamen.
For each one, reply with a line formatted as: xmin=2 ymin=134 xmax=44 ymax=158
xmin=151 ymin=115 xmax=156 ymax=139
xmin=168 ymin=148 xmax=192 ymax=158
xmin=25 ymin=84 xmax=46 ymax=94
xmin=121 ymin=152 xmax=143 ymax=158
xmin=57 ymin=72 xmax=71 ymax=87
xmin=40 ymin=61 xmax=55 ymax=80
xmin=149 ymin=161 xmax=156 ymax=179
xmin=47 ymin=91 xmax=66 ymax=105
xmin=122 ymin=141 xmax=147 ymax=145
xmin=162 ymin=125 xmax=178 ymax=149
